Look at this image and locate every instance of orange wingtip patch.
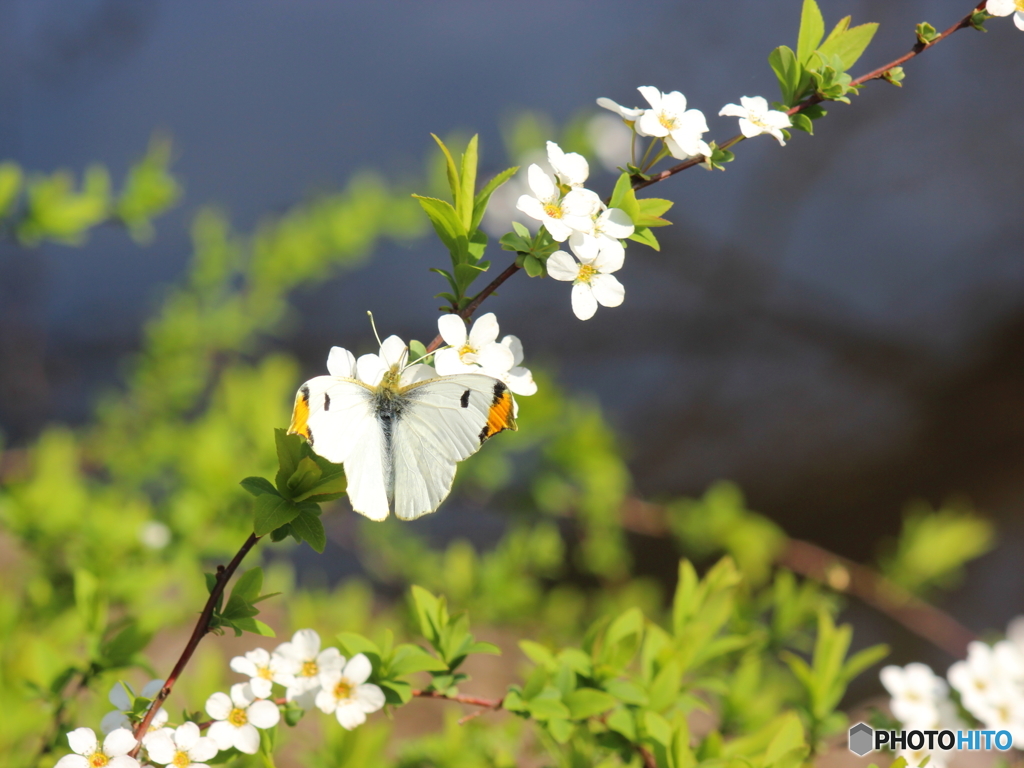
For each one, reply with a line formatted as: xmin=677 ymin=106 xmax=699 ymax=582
xmin=287 ymin=387 xmax=312 ymax=441
xmin=481 ymin=391 xmax=517 ymax=441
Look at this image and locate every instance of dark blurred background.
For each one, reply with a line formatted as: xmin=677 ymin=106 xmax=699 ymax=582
xmin=1 ymin=0 xmax=1022 ymax=676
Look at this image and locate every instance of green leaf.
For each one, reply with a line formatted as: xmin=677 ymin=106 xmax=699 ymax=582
xmin=842 ymin=643 xmax=889 ymax=681
xmin=465 ymin=641 xmax=501 ymax=656
xmin=915 ymin=22 xmax=939 ymax=45
xmin=273 ymin=429 xmax=306 ymax=496
xmin=522 ymin=254 xmax=543 ymax=277
xmin=458 ymin=135 xmax=479 ymax=232
xmin=335 ymin=632 xmax=381 ymax=659
xmin=527 ymin=696 xmax=571 ymax=721
xmin=547 ymin=718 xmax=573 ymax=744
xmin=819 ymin=22 xmax=878 ymax=71
xmin=605 ymin=707 xmax=636 ymax=741
xmin=231 ymin=567 xmax=264 ymax=603
xmin=389 ymin=644 xmax=449 ymax=676
xmin=768 ymin=46 xmax=801 ymax=105
xmin=101 ymin=622 xmax=152 ymax=666
xmin=636 ymin=197 xmax=674 ymax=227
xmin=410 ymin=586 xmax=443 ymax=647
xmin=430 ymin=134 xmax=461 ymax=207
xmin=286 ymin=457 xmax=322 ymax=496
xmin=472 ymin=166 xmax=519 ymax=233
xmin=412 ymin=195 xmax=469 ymax=264
xmin=628 ymin=226 xmax=659 ymax=251
xmin=520 ymin=640 xmax=557 ymax=670
xmin=511 ymin=221 xmax=530 ymax=238
xmin=564 ymin=688 xmax=617 ymax=719
xmin=821 ymin=15 xmax=850 ymax=46
xmin=290 ymin=508 xmax=326 ymax=553
xmin=643 ymin=710 xmax=672 ymax=747
xmin=379 ymin=679 xmax=413 ymax=705
xmin=790 ymin=113 xmax=814 ymax=135
xmin=229 ymin=617 xmax=276 ymax=637
xmin=253 ymin=495 xmax=301 ymax=536
xmin=609 ymin=172 xmax=633 ymax=210
xmin=797 ymin=0 xmax=826 ymax=64
xmin=408 ymin=339 xmax=427 ymax=364
xmin=603 ymin=679 xmax=649 ymax=706
xmin=240 ymin=476 xmax=279 ymax=498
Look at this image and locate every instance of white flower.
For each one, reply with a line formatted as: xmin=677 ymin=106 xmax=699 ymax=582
xmin=635 ymin=86 xmax=711 ymax=159
xmin=880 ymin=663 xmax=948 ymax=726
xmin=229 ymin=647 xmax=288 ymax=700
xmin=314 ymin=653 xmax=386 ymax=730
xmin=515 ymin=165 xmax=595 ymax=242
xmin=101 ymin=680 xmax=167 ymax=735
xmin=988 ymin=0 xmax=1024 ymax=31
xmin=138 ymin=521 xmax=171 ymax=549
xmin=347 ymin=336 xmax=435 ymax=389
xmin=948 ymin=641 xmax=1010 ymax=722
xmin=568 ymin=207 xmax=634 ymax=268
xmin=143 ymin=722 xmax=218 ymax=768
xmin=56 ymin=727 xmax=139 ymax=768
xmin=273 ymin=628 xmax=343 ymax=708
xmin=719 ymin=96 xmax=792 ymax=146
xmin=1007 ymin=615 xmax=1024 ymax=657
xmin=546 ymin=141 xmax=589 ymax=188
xmin=547 ymin=241 xmax=625 ymax=321
xmin=596 ymin=96 xmax=645 ymax=123
xmin=205 ymin=683 xmax=280 ymax=756
xmin=496 ymin=335 xmax=537 ymax=396
xmin=435 ymin=313 xmax=515 ymax=378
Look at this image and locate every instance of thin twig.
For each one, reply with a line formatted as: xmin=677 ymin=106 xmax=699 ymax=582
xmin=411 ymin=689 xmax=504 ymax=709
xmin=424 ymin=261 xmax=521 ymax=353
xmin=128 ymin=533 xmax=262 ymax=756
xmin=619 ymin=497 xmax=977 ymax=657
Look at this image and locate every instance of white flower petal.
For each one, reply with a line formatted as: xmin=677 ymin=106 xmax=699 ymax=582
xmin=568 ymin=232 xmax=601 ymax=263
xmin=661 ymin=90 xmax=688 ymax=116
xmin=205 ymin=692 xmax=233 ymax=721
xmin=230 ymin=683 xmax=256 ymax=708
xmin=546 ymin=251 xmax=579 ymax=282
xmin=637 ymin=86 xmax=663 ymax=111
xmin=741 ymin=95 xmax=769 ymax=113
xmin=206 ymin=721 xmax=236 ymax=752
xmin=355 ymin=354 xmax=387 ymax=387
xmin=317 ymin=646 xmax=343 ymax=670
xmin=187 ymin=736 xmax=219 ymax=763
xmin=109 ymin=682 xmax=133 ymax=711
xmin=1014 ymin=10 xmax=1024 ymax=30
xmin=507 ymin=366 xmax=537 ymax=396
xmin=230 ymin=657 xmax=259 ymax=678
xmin=246 ymin=699 xmax=281 ymax=729
xmin=249 ymin=677 xmax=273 ymax=700
xmin=68 ymin=727 xmax=98 ymax=756
xmin=515 ymin=194 xmax=547 ymax=222
xmin=571 ymin=283 xmax=598 ymax=320
xmin=592 ymin=242 xmax=625 ymax=274
xmin=141 ymin=680 xmax=165 ymax=699
xmin=434 ymin=347 xmax=477 ymax=375
xmin=355 ymin=683 xmax=386 ymax=713
xmin=233 ymin=724 xmax=261 ymax=755
xmin=315 ymin=687 xmax=337 ymax=713
xmin=327 ymin=347 xmax=356 ymax=378
xmin=144 ymin=731 xmax=176 ymax=764
xmin=988 ymin=0 xmax=1015 ymax=15
xmin=102 ymin=728 xmax=138 ymax=757
xmin=678 ymin=109 xmax=709 ymax=135
xmin=175 ymin=722 xmax=200 ymax=752
xmin=590 ymin=274 xmax=625 ymax=308
xmin=55 ymin=757 xmax=89 ymax=768
xmin=544 ymin=217 xmax=573 ymax=243
xmin=336 ymin=702 xmax=368 ymax=730
xmin=468 ymin=313 xmax=500 ymax=348
xmin=600 ymin=207 xmax=634 ymax=239
xmin=400 ymin=363 xmax=436 ymax=385
xmin=547 ymin=142 xmax=589 ymax=187
xmin=501 ymin=335 xmax=524 ymax=366
xmin=437 ymin=314 xmax=467 ymax=348
xmin=737 ymin=118 xmax=762 ymax=139
xmin=477 ymin=343 xmax=515 ymax=376
xmin=637 ymin=110 xmax=668 ymax=138
xmin=527 ymin=164 xmax=557 ymax=202
xmin=719 ymin=103 xmax=747 ymax=118
xmin=378 ymin=336 xmax=407 ymax=369
xmin=595 ymin=97 xmax=643 ymax=120
xmin=107 ymin=758 xmax=140 ymax=768
xmin=343 ymin=654 xmax=373 ymax=686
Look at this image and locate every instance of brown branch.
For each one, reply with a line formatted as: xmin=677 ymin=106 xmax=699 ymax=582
xmin=424 ymin=261 xmax=521 ymax=354
xmin=412 ymin=688 xmax=504 ymax=710
xmin=637 ymin=744 xmax=659 ymax=768
xmin=634 ymin=1 xmax=987 ymax=192
xmin=618 ymin=497 xmax=976 ymax=658
xmin=128 ymin=533 xmax=262 ymax=756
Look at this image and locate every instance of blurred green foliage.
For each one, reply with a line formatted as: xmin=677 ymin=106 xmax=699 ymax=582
xmin=0 ymin=116 xmax=999 ymax=768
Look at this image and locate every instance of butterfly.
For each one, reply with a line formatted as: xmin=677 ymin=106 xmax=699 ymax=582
xmin=288 ymin=334 xmax=517 ymax=521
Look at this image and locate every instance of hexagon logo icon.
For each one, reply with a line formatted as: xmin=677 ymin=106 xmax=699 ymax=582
xmin=849 ymin=722 xmax=874 ymax=756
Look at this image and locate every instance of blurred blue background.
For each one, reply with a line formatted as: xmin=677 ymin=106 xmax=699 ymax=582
xmin=1 ymin=0 xmax=1023 ymax=665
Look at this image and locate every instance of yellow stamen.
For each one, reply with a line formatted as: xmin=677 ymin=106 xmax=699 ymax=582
xmin=334 ymin=678 xmax=354 ymax=701
xmin=172 ymin=750 xmax=192 ymax=768
xmin=576 ymin=264 xmax=598 ymax=284
xmin=257 ymin=666 xmax=273 ymax=680
xmin=658 ymin=112 xmax=677 ymax=131
xmin=1016 ymin=0 xmax=1024 ymax=12
xmin=458 ymin=343 xmax=475 ymax=361
xmin=543 ymin=203 xmax=563 ymax=220
xmin=747 ymin=113 xmax=770 ymax=130
xmin=301 ymin=660 xmax=318 ymax=678
xmin=228 ymin=707 xmax=248 ymax=726
xmin=88 ymin=754 xmax=109 ymax=768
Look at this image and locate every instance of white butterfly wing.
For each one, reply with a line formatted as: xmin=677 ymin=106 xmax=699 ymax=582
xmin=392 ymin=375 xmax=517 ymax=520
xmin=289 ymin=376 xmax=390 ymax=522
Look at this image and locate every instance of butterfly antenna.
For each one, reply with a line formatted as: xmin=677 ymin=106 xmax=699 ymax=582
xmin=366 ymin=311 xmax=384 ymax=348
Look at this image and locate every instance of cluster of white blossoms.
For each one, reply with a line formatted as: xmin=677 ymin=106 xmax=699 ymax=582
xmin=988 ymin=0 xmax=1024 ymax=31
xmin=599 ymin=85 xmax=793 ymax=152
xmin=516 ymin=141 xmax=634 ymax=321
xmin=881 ymin=616 xmax=1024 ymax=768
xmin=55 ymin=630 xmax=384 ymax=767
xmin=328 ymin=314 xmax=537 ymax=396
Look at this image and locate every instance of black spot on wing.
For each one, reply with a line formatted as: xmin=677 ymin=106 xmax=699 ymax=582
xmin=307 ymin=425 xmax=314 ymax=447
xmin=479 ymin=425 xmax=489 ymax=444
xmin=324 ymin=393 xmax=331 ymax=411
xmin=491 ymin=380 xmax=507 ymax=405
xmin=460 ymin=389 xmax=471 ymax=408
xmin=300 ymin=384 xmax=310 ymax=403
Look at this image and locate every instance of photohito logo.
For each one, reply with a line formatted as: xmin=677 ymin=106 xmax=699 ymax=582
xmin=848 ymin=722 xmax=1014 ymax=756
